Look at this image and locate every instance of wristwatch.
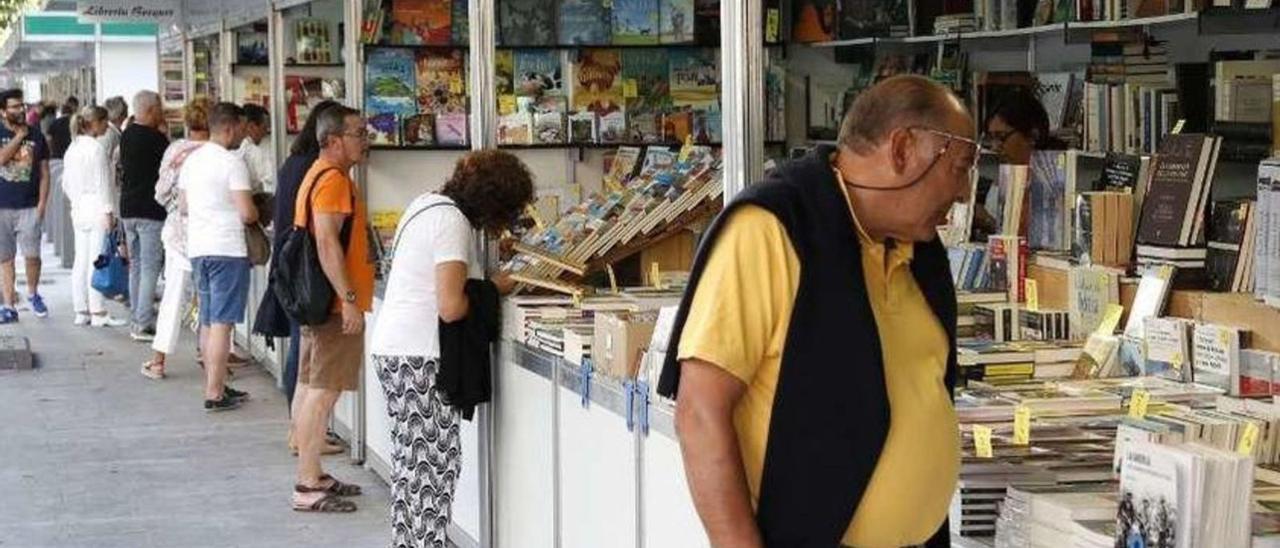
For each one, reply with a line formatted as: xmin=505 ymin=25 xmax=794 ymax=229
xmin=343 ymin=290 xmax=357 ymax=304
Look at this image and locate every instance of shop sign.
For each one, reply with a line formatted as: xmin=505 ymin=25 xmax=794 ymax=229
xmin=77 ymin=0 xmax=180 ymax=23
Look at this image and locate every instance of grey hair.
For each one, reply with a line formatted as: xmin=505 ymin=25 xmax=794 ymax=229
xmin=132 ymin=90 xmax=160 ymax=117
xmin=103 ymin=96 xmax=128 ymax=122
xmin=70 ymin=105 xmax=108 ymax=138
xmin=837 ymin=75 xmax=966 ymax=154
xmin=315 ymin=105 xmax=361 ymax=147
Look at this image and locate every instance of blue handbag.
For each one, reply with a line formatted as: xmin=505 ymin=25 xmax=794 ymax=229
xmin=91 ymin=231 xmax=129 ymax=300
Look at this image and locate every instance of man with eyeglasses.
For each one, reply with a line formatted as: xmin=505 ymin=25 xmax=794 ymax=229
xmin=0 ymin=89 xmax=51 ymax=323
xmin=290 ymin=105 xmax=372 ymax=513
xmin=659 ymin=75 xmax=977 ymax=547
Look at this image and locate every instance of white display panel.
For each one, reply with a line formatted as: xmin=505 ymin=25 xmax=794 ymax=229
xmin=557 ymin=383 xmax=638 ymax=548
xmin=494 ymin=360 xmax=555 ymax=548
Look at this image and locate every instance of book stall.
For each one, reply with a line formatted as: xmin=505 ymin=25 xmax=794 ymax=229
xmin=162 ymin=0 xmax=1280 ymax=546
xmin=764 ymin=0 xmax=1280 ymax=545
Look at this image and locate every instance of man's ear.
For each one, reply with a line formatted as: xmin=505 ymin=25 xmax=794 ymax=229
xmin=888 ymin=127 xmax=914 ymax=176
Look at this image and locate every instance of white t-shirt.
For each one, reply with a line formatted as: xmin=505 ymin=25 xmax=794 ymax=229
xmin=237 ymin=136 xmax=275 ymax=193
xmin=179 ymin=142 xmax=252 ymax=258
xmin=370 ymin=194 xmax=480 ymax=357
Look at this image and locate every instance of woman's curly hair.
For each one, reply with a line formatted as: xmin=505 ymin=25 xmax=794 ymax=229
xmin=441 ymin=150 xmax=535 ymax=231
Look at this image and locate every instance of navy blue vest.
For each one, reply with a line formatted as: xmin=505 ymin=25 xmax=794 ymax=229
xmin=659 ymin=146 xmax=958 ymax=547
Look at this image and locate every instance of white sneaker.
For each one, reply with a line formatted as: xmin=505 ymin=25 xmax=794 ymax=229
xmin=73 ymin=313 xmax=91 ymax=326
xmin=91 ymin=315 xmax=128 ymax=328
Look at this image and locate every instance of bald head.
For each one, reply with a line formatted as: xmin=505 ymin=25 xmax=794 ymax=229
xmin=837 ymin=75 xmax=970 ymax=154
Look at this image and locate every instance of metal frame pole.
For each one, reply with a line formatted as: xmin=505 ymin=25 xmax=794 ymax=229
xmin=721 ymin=0 xmax=766 ymax=201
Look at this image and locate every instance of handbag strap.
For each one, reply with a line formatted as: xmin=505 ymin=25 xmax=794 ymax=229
xmin=388 ymin=198 xmax=459 ymax=268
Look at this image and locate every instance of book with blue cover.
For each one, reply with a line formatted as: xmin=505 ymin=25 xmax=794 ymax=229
xmin=1029 ymin=150 xmax=1070 ymax=251
xmin=515 ymin=49 xmax=563 ymax=97
xmin=365 ymin=48 xmax=419 ymax=118
xmin=612 ymin=0 xmax=660 ymax=45
xmin=559 ymin=0 xmax=611 ymax=45
xmin=669 ymin=48 xmax=719 ymax=110
xmin=660 ymin=0 xmax=695 ymax=44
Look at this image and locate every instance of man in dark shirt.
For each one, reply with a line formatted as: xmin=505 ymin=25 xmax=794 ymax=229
xmin=119 ymin=91 xmax=170 ymax=341
xmin=0 ymin=89 xmax=51 ymax=323
xmin=45 ymin=96 xmax=77 ymax=161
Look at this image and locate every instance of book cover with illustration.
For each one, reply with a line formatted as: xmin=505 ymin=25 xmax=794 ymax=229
xmin=535 ymin=111 xmax=567 ymax=144
xmin=402 ymin=113 xmax=437 ymax=145
xmin=496 ymin=49 xmax=516 ymax=104
xmin=792 ymin=0 xmax=838 ymax=43
xmin=515 ymin=49 xmax=563 ymax=97
xmin=627 ymin=112 xmax=663 ymax=143
xmin=692 ymin=110 xmax=721 ymax=143
xmin=293 ymin=19 xmax=334 ymax=64
xmin=621 ymin=49 xmax=671 ymax=115
xmin=600 ymin=111 xmax=627 ymax=143
xmin=391 ymin=0 xmax=452 ymax=45
xmin=498 ymin=111 xmax=533 ymax=145
xmin=368 ymin=113 xmax=401 ymax=146
xmin=500 ymin=0 xmax=557 ymax=46
xmin=569 ymin=112 xmax=598 ymax=143
xmin=365 ymin=48 xmax=419 ymax=118
xmin=613 ymin=0 xmax=660 ymax=45
xmin=416 ymin=49 xmax=467 ymax=114
xmin=560 ymin=0 xmax=611 ymax=45
xmin=669 ymin=48 xmax=719 ymax=110
xmin=1028 ymin=150 xmax=1069 ymax=251
xmin=451 ymin=0 xmax=469 ymax=45
xmin=572 ymin=49 xmax=623 ymax=116
xmin=660 ymin=0 xmax=696 ymax=44
xmin=237 ymin=30 xmax=269 ymax=65
xmin=838 ymin=0 xmax=909 ymax=39
xmin=435 ymin=113 xmax=469 ymax=146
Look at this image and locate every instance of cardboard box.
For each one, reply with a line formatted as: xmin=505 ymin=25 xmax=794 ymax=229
xmin=592 ymin=312 xmax=657 ymax=380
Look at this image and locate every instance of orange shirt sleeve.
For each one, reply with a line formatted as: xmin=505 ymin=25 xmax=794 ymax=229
xmin=311 ymin=172 xmax=353 ymax=217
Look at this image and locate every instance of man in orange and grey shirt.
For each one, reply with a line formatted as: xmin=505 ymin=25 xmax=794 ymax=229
xmin=290 ymin=105 xmax=374 ymax=513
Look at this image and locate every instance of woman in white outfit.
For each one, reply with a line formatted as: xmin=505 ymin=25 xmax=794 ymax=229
xmin=62 ymin=106 xmax=126 ymax=328
xmin=141 ymin=99 xmax=211 ymax=380
xmin=368 ymin=150 xmax=532 ymax=548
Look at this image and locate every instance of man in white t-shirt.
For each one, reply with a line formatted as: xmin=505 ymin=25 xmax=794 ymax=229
xmin=238 ymin=104 xmax=274 ymax=193
xmin=178 ymin=102 xmax=258 ymax=412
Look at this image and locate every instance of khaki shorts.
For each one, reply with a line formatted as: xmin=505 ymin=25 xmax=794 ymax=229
xmin=299 ymin=314 xmax=364 ymax=391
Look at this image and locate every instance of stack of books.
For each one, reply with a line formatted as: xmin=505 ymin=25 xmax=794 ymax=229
xmin=1116 ymin=441 xmax=1252 ymax=547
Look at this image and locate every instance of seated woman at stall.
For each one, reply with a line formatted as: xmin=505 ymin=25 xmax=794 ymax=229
xmin=973 ymin=90 xmax=1070 ymax=240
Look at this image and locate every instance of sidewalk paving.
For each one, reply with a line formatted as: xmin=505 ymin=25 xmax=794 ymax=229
xmin=0 ymin=249 xmax=391 ymax=548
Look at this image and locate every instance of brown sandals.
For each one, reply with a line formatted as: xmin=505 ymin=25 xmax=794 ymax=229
xmin=291 ymin=475 xmax=362 ymax=513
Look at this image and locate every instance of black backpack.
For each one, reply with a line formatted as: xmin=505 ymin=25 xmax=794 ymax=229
xmin=271 ymin=167 xmax=351 ymax=326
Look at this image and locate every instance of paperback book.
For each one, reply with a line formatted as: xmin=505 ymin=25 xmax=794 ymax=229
xmin=572 ymin=49 xmax=623 ymax=117
xmin=500 ymin=0 xmax=557 ymax=46
xmin=1143 ymin=316 xmax=1193 ymax=381
xmin=293 ymin=19 xmax=334 ymax=64
xmin=1138 ymin=133 xmax=1223 ymax=247
xmin=515 ymin=49 xmax=563 ymax=98
xmin=660 ymin=0 xmax=696 ymax=44
xmin=1028 ymin=150 xmax=1073 ymax=251
xmin=669 ymin=48 xmax=719 ymax=110
xmin=390 ymin=0 xmax=452 ymax=45
xmin=559 ymin=0 xmax=611 ymax=45
xmin=416 ymin=49 xmax=467 ymax=114
xmin=402 ymin=113 xmax=437 ymax=146
xmin=1067 ymin=266 xmax=1120 ymax=339
xmin=365 ymin=48 xmax=419 ymax=119
xmin=1193 ymin=323 xmax=1245 ymax=396
xmin=568 ymin=112 xmax=598 ymax=144
xmin=498 ymin=111 xmax=533 ymax=145
xmin=435 ymin=112 xmax=469 ymax=146
xmin=613 ymin=0 xmax=660 ymax=45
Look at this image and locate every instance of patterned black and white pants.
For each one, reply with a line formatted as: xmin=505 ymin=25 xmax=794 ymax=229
xmin=373 ymin=354 xmax=462 ymax=548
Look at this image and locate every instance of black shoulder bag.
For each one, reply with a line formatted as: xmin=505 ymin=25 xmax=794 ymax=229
xmin=270 ymin=167 xmax=352 ymax=326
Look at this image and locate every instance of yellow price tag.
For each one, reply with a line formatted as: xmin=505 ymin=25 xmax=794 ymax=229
xmin=678 ymin=136 xmax=694 ymax=163
xmin=572 ymin=292 xmax=583 ymax=308
xmin=766 ymin=9 xmax=781 ymax=42
xmin=1024 ymin=279 xmax=1039 ymax=312
xmin=524 ymin=203 xmax=545 ymax=231
xmin=650 ymin=262 xmax=662 ymax=289
xmin=1013 ymin=405 xmax=1031 ymax=446
xmin=1128 ymin=389 xmax=1150 ymax=419
xmin=1095 ymin=304 xmax=1125 ymax=336
xmin=607 ymin=264 xmax=619 ymax=294
xmin=1238 ymin=422 xmax=1261 ymax=456
xmin=972 ymin=425 xmax=994 ymax=458
xmin=1171 ymin=119 xmax=1185 ymax=134
xmin=623 ymin=79 xmax=639 ymax=99
xmin=499 ymin=94 xmax=517 ymax=115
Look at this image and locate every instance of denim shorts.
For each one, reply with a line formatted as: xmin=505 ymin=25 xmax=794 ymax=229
xmin=192 ymin=256 xmax=250 ymax=326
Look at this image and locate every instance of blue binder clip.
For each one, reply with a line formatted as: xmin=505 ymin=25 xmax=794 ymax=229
xmin=624 ymin=380 xmax=636 ymax=432
xmin=635 ymin=380 xmax=651 ymax=436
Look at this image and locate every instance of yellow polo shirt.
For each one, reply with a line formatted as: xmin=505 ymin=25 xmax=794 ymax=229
xmin=677 ymin=196 xmax=960 ymax=546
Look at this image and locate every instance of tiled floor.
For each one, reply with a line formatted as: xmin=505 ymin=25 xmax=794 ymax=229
xmin=0 ymin=249 xmax=391 ymax=548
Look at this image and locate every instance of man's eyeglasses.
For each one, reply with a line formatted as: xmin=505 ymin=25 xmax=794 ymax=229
xmin=913 ymin=126 xmax=981 ymax=173
xmin=342 ymin=130 xmax=369 ymax=141
xmin=980 ymin=129 xmax=1016 ymax=150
